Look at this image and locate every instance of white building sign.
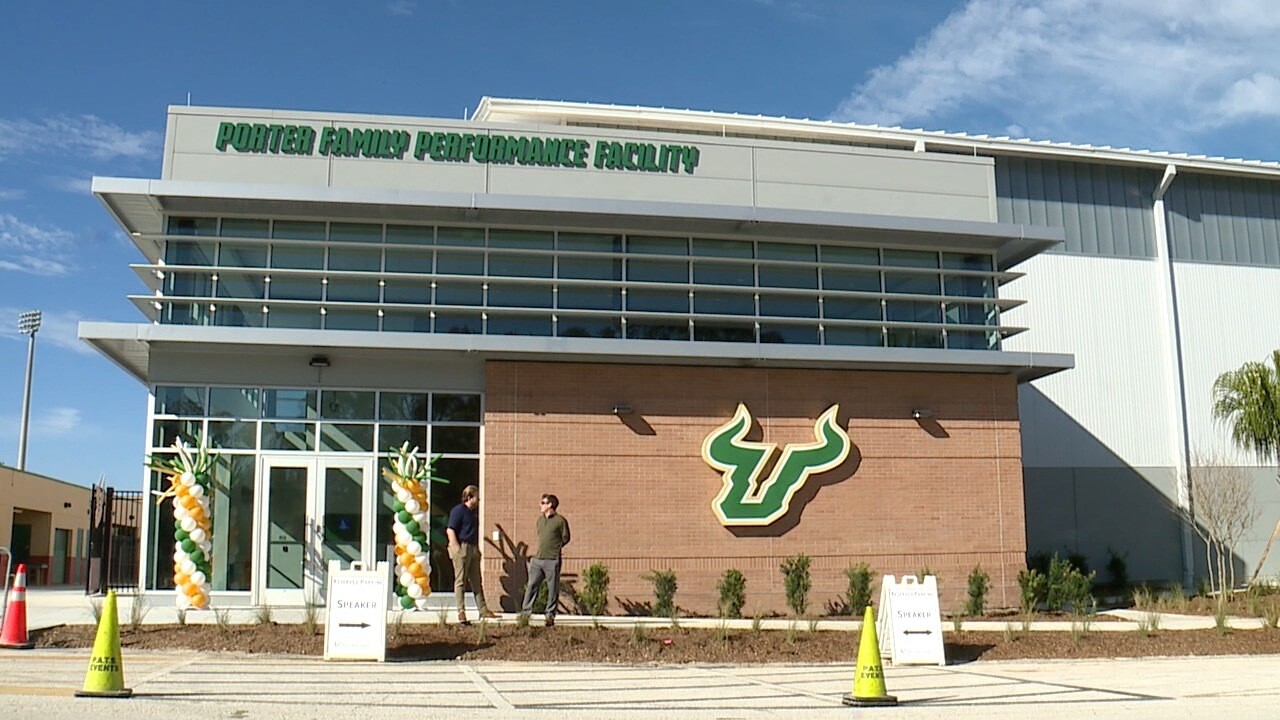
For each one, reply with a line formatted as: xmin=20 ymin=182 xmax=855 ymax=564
xmin=323 ymin=560 xmax=389 ymax=661
xmin=876 ymin=574 xmax=946 ymax=666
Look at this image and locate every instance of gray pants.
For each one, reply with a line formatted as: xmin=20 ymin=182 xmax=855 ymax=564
xmin=521 ymin=557 xmax=561 ymax=618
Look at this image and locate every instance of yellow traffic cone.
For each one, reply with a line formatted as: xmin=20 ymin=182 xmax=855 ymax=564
xmin=842 ymin=605 xmax=897 ymax=707
xmin=74 ymin=591 xmax=132 ymax=698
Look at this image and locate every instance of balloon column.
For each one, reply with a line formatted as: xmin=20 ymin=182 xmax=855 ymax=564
xmin=147 ymin=437 xmax=218 ymax=610
xmin=383 ymin=442 xmax=440 ymax=611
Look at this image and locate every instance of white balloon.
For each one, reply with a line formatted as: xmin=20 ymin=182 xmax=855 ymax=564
xmin=411 ymin=512 xmax=427 ymax=524
xmin=400 ymin=572 xmax=414 ymax=587
xmin=395 ymin=531 xmax=410 ymax=546
xmin=176 ymin=593 xmax=190 ymax=610
xmin=407 ymin=584 xmax=422 ymax=599
xmin=190 ymin=528 xmax=207 ymax=544
xmin=180 ymin=471 xmax=196 ymax=486
xmin=173 ymin=505 xmax=189 ymax=520
xmin=181 ymin=560 xmax=196 ymax=575
xmin=180 ymin=517 xmax=197 ymax=532
xmin=172 ymin=550 xmax=185 ymax=563
xmin=405 ymin=541 xmax=422 ymax=556
xmin=199 ymin=541 xmax=212 ymax=554
xmin=414 ymin=597 xmax=430 ymax=611
xmin=395 ymin=487 xmax=412 ymax=502
xmin=189 ymin=484 xmax=204 ymax=498
xmin=404 ymin=499 xmax=420 ymax=513
xmin=190 ymin=570 xmax=206 ymax=585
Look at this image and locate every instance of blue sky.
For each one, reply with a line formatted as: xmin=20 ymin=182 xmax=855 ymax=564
xmin=2 ymin=0 xmax=1278 ymax=489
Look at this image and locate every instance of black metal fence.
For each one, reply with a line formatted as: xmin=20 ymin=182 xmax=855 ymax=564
xmin=86 ymin=487 xmax=143 ymax=595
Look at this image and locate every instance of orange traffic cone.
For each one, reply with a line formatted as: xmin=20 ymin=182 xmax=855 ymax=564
xmin=0 ymin=563 xmax=35 ymax=649
xmin=842 ymin=605 xmax=898 ymax=707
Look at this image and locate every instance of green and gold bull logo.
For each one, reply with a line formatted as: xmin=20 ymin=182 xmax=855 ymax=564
xmin=702 ymin=403 xmax=851 ymax=526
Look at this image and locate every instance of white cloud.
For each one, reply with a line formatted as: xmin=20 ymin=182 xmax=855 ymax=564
xmin=45 ymin=175 xmax=92 ymax=195
xmin=832 ymin=1 xmax=1280 ymax=152
xmin=0 ymin=188 xmax=25 ymax=201
xmin=0 ymin=306 xmax=96 ymax=355
xmin=35 ymin=407 xmax=81 ymax=436
xmin=0 ymin=213 xmax=76 ymax=276
xmin=0 ymin=115 xmax=160 ymax=161
xmin=387 ymin=1 xmax=416 ymax=16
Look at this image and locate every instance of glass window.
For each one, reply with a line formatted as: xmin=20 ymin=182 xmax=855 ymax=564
xmin=759 ymin=242 xmax=817 ymax=262
xmin=488 ymin=283 xmax=552 ymax=308
xmin=559 ymin=232 xmax=621 ymax=253
xmin=559 ymin=287 xmax=621 ymax=310
xmin=432 ymin=426 xmax=480 ymax=454
xmin=429 ymin=457 xmax=480 ymax=591
xmin=328 ymin=223 xmax=382 ymax=243
xmin=379 ymin=424 xmax=428 ymax=452
xmin=490 ymin=253 xmax=553 ymax=278
xmin=435 ymin=282 xmax=483 ymax=306
xmin=319 ymin=424 xmax=375 ymax=452
xmin=945 ymin=302 xmax=999 ymax=326
xmin=324 ymin=309 xmax=378 ymax=331
xmin=434 ymin=312 xmax=481 ymax=334
xmin=760 ymin=324 xmax=819 ymax=344
xmin=627 ymin=321 xmax=689 ymax=340
xmin=211 ymin=454 xmax=255 ymax=591
xmin=558 ymin=257 xmax=621 ymax=280
xmin=385 ymin=248 xmax=433 ymax=273
xmin=558 ymin=316 xmax=621 ymax=338
xmin=692 ymin=238 xmax=753 ymax=258
xmin=487 ymin=314 xmax=552 ymax=336
xmin=628 ymin=235 xmax=688 ymax=255
xmin=219 ymin=218 xmax=269 ymax=238
xmin=884 ymin=272 xmax=940 ymax=295
xmin=628 ymin=258 xmax=688 ymax=283
xmin=262 ymin=389 xmax=317 ymax=419
xmin=627 ymin=288 xmax=688 ymax=313
xmin=947 ymin=330 xmax=1000 ymax=350
xmin=758 ymin=265 xmax=817 ymax=289
xmin=268 ymin=277 xmax=322 ymax=301
xmin=381 ymin=311 xmax=431 ymax=333
xmin=164 ymin=272 xmax=212 ymax=297
xmin=489 ymin=229 xmax=552 ymax=250
xmin=826 ymin=326 xmax=884 ymax=347
xmin=694 ymin=262 xmax=753 ymax=286
xmin=821 ymin=246 xmax=879 ymax=265
xmin=386 ymin=225 xmax=433 ymax=245
xmin=168 ymin=217 xmax=217 ymax=236
xmin=694 ymin=321 xmax=756 ymax=343
xmin=165 ymin=241 xmax=215 ymax=266
xmin=380 ymin=392 xmax=429 ymax=422
xmin=146 ymin=461 xmax=177 ymax=590
xmin=217 ymin=243 xmax=268 ymax=268
xmin=944 ymin=275 xmax=995 ymax=298
xmin=886 ymin=300 xmax=942 ymax=324
xmin=155 ymin=386 xmax=205 ymax=416
xmin=153 ymin=419 xmax=202 ymax=447
xmin=759 ymin=294 xmax=818 ymax=318
xmin=823 ymin=268 xmax=880 ymax=292
xmin=216 ymin=273 xmax=265 ymax=299
xmin=214 ymin=303 xmax=265 ymax=327
xmin=383 ymin=280 xmax=432 ymax=304
xmin=270 ymin=245 xmax=324 ymax=270
xmin=883 ymin=249 xmax=939 ymax=268
xmin=209 ymin=387 xmax=260 ymax=418
xmin=887 ymin=328 xmax=944 ymax=348
xmin=162 ymin=302 xmax=208 ymax=326
xmin=694 ymin=291 xmax=755 ymax=315
xmin=825 ymin=298 xmax=882 ymax=321
xmin=942 ymin=252 xmax=993 ymax=271
xmin=320 ymin=390 xmax=376 ymax=420
xmin=432 ymin=394 xmax=481 ymax=422
xmin=208 ymin=419 xmax=256 ymax=449
xmin=261 ymin=422 xmax=315 ymax=451
xmin=436 ymin=227 xmax=484 ymax=247
xmin=327 ymin=247 xmax=381 ymax=272
xmin=436 ymin=250 xmax=484 ymax=275
xmin=326 ymin=280 xmax=379 ymax=303
xmin=271 ymin=221 xmax=325 ymax=241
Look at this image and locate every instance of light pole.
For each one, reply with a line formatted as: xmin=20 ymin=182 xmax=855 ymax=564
xmin=17 ymin=310 xmax=41 ymax=471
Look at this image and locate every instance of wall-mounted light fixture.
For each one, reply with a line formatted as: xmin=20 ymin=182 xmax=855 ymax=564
xmin=911 ymin=409 xmax=935 ymax=420
xmin=309 ymin=355 xmax=331 ymax=368
xmin=63 ymin=502 xmax=72 ymax=509
xmin=612 ymin=405 xmax=634 ymax=415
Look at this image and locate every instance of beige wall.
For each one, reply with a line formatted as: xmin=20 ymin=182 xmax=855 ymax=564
xmin=1 ymin=467 xmax=91 ymax=585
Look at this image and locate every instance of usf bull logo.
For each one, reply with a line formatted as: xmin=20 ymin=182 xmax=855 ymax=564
xmin=702 ymin=404 xmax=851 ymax=526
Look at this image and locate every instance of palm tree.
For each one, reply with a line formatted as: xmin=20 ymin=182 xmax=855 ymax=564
xmin=1211 ymin=349 xmax=1280 ymax=586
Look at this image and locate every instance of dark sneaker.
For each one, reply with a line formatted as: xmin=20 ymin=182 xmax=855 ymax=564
xmin=545 ymin=617 xmax=555 ymax=628
xmin=458 ymin=612 xmax=472 ymax=626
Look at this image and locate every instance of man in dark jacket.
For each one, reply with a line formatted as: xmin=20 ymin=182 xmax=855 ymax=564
xmin=520 ymin=493 xmax=570 ymax=627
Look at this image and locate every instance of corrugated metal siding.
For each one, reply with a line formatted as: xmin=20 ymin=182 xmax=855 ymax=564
xmin=995 ymin=157 xmax=1158 ymax=257
xmin=1003 ymin=253 xmax=1175 ymax=468
xmin=1166 ymin=173 xmax=1280 ymax=266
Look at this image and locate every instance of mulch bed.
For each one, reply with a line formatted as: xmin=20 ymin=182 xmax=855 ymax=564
xmin=30 ymin=622 xmax=1280 ymax=663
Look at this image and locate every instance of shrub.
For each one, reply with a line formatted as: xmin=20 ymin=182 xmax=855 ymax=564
xmin=780 ymin=554 xmax=812 ymax=617
xmin=965 ymin=565 xmax=990 ymax=617
xmin=1046 ymin=553 xmax=1096 ymax=612
xmin=580 ymin=563 xmax=610 ymax=616
xmin=717 ymin=568 xmax=747 ymax=619
xmin=1105 ymin=548 xmax=1129 ymax=590
xmin=643 ymin=569 xmax=678 ymax=618
xmin=1017 ymin=568 xmax=1046 ymax=613
xmin=844 ymin=563 xmax=874 ymax=616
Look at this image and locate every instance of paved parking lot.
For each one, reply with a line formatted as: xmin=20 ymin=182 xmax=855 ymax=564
xmin=2 ymin=650 xmax=1280 ymax=719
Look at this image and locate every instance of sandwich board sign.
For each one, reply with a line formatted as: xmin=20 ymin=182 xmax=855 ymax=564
xmin=875 ymin=575 xmax=946 ymax=666
xmin=323 ymin=560 xmax=389 ymax=661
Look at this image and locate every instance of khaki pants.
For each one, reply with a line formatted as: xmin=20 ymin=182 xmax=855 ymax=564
xmin=450 ymin=542 xmax=488 ymax=613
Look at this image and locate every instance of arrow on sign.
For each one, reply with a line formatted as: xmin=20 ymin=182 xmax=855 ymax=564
xmin=338 ymin=622 xmax=371 ymax=628
xmin=902 ymin=629 xmax=933 ymax=635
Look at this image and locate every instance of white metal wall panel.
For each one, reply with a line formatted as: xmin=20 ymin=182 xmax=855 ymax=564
xmin=1173 ymin=261 xmax=1280 ymax=464
xmin=1003 ymin=253 xmax=1176 ymax=468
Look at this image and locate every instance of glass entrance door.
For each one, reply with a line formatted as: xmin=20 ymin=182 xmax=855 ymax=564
xmin=258 ymin=456 xmax=375 ymax=605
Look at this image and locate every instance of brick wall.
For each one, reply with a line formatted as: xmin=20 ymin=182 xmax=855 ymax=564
xmin=480 ymin=361 xmax=1026 ymax=617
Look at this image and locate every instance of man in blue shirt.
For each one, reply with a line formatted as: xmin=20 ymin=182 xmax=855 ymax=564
xmin=447 ymin=485 xmax=497 ymax=625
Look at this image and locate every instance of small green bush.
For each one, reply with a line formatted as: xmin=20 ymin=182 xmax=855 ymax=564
xmin=580 ymin=562 xmax=610 ymax=616
xmin=965 ymin=565 xmax=990 ymax=617
xmin=844 ymin=562 xmax=874 ymax=616
xmin=643 ymin=569 xmax=678 ymax=617
xmin=1105 ymin=548 xmax=1129 ymax=590
xmin=1017 ymin=568 xmax=1046 ymax=613
xmin=1044 ymin=553 xmax=1096 ymax=612
xmin=717 ymin=568 xmax=747 ymax=619
xmin=780 ymin=554 xmax=812 ymax=617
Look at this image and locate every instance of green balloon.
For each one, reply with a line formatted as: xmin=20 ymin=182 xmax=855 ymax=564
xmin=173 ymin=520 xmax=183 ymax=531
xmin=189 ymin=549 xmax=205 ymax=565
xmin=403 ymin=520 xmax=419 ymax=535
xmin=396 ymin=510 xmax=412 ymax=524
xmin=393 ymin=500 xmax=406 ymax=513
xmin=399 ymin=595 xmax=415 ymax=609
xmin=175 ymin=529 xmax=189 ymax=541
xmin=180 ymin=538 xmax=196 ymax=553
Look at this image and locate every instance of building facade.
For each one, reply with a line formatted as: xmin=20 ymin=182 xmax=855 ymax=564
xmin=83 ymin=99 xmax=1278 ymax=612
xmin=1 ymin=466 xmax=90 ymax=586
